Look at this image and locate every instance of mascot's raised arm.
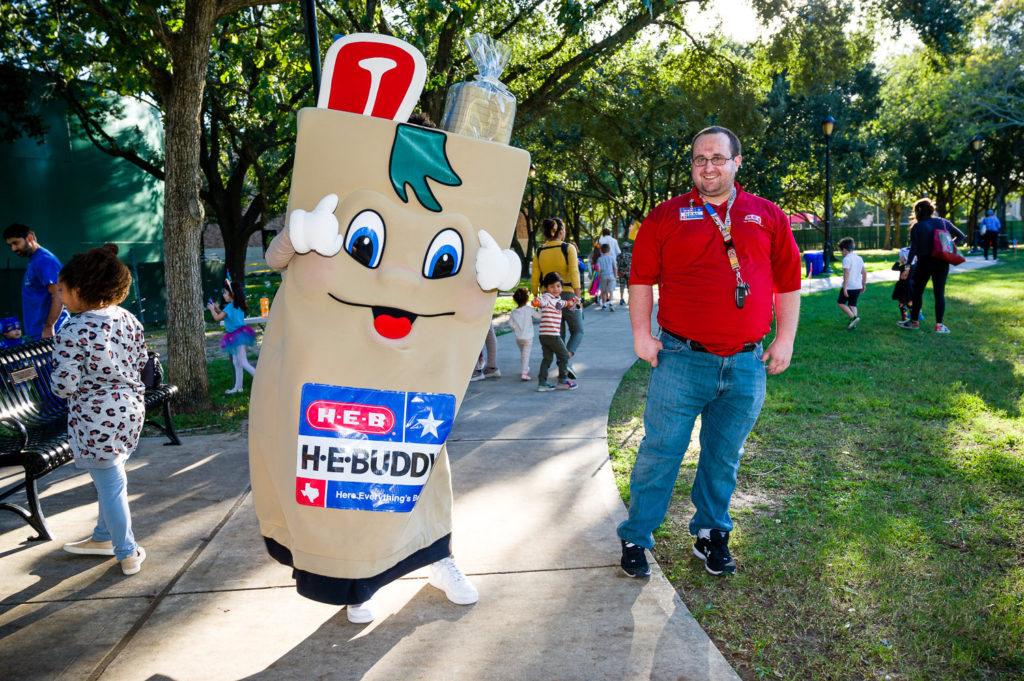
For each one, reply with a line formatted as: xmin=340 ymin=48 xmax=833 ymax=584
xmin=249 ymin=33 xmax=529 ymax=615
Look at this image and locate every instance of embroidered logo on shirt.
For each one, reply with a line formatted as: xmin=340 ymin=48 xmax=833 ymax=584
xmin=744 ymin=214 xmax=763 ymax=225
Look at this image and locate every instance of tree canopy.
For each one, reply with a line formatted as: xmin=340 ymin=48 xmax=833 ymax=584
xmin=2 ymin=0 xmax=1022 ymax=405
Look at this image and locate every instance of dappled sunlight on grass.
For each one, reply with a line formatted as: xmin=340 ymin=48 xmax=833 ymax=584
xmin=607 ymin=255 xmax=1024 ymax=680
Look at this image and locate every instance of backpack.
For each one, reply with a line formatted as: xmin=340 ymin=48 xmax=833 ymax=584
xmin=535 ymin=242 xmax=571 ymax=283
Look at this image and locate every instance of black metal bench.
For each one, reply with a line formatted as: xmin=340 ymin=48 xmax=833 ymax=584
xmin=0 ymin=338 xmax=180 ymax=541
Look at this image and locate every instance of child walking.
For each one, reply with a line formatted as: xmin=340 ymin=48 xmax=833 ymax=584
xmin=54 ymin=244 xmax=148 ymax=575
xmin=891 ymin=246 xmax=914 ymax=322
xmin=837 ymin=237 xmax=866 ymax=329
xmin=509 ymin=288 xmax=534 ymax=381
xmin=536 ymin=272 xmax=578 ymax=391
xmin=595 ymin=243 xmax=618 ymax=311
xmin=207 ymin=280 xmax=257 ymax=394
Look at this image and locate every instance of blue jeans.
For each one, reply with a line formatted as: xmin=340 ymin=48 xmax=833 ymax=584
xmin=617 ymin=333 xmax=766 ymax=549
xmin=89 ymin=464 xmax=137 ymax=560
xmin=559 ymin=292 xmax=583 ymax=356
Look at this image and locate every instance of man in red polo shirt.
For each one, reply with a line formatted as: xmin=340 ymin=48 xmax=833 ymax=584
xmin=617 ymin=126 xmax=801 ymax=577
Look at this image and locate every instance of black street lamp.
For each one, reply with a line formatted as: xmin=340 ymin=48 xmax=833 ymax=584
xmin=821 ymin=116 xmax=836 ymax=273
xmin=969 ymin=134 xmax=984 ymax=253
xmin=300 ymin=0 xmax=322 ymax=102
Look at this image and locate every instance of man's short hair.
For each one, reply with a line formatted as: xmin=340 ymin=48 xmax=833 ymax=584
xmin=3 ymin=223 xmax=31 ymax=240
xmin=601 ymin=228 xmax=611 ymax=236
xmin=838 ymin=237 xmax=855 ymax=251
xmin=692 ymin=126 xmax=741 ymax=159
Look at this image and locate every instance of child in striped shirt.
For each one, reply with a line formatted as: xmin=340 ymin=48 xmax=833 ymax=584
xmin=535 ymin=272 xmax=578 ymax=391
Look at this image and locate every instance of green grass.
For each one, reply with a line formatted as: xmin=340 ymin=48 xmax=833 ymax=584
xmin=607 ymin=250 xmax=1024 ymax=681
xmin=151 ymin=342 xmax=259 ymax=434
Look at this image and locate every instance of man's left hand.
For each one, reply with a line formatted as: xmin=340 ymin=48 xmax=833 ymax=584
xmin=762 ymin=337 xmax=793 ymax=375
xmin=41 ymin=326 xmax=55 ymax=339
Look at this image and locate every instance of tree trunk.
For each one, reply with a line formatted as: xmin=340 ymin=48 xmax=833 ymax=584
xmin=163 ymin=0 xmax=220 ymax=411
xmin=222 ymin=225 xmax=249 ymax=289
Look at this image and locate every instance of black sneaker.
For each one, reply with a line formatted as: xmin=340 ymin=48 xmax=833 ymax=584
xmin=566 ymin=365 xmax=577 ymax=380
xmin=620 ymin=540 xmax=651 ymax=578
xmin=693 ymin=529 xmax=736 ymax=576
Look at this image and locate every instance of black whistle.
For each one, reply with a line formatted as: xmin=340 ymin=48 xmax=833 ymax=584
xmin=734 ymin=283 xmax=750 ymax=309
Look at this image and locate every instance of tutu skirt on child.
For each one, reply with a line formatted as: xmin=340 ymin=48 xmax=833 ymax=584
xmin=221 ymin=325 xmax=257 ymax=353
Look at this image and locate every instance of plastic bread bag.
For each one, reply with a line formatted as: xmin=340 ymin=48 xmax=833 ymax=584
xmin=441 ymin=33 xmax=516 ymax=144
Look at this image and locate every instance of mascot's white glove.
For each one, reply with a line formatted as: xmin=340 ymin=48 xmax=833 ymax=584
xmin=475 ymin=229 xmax=521 ymax=292
xmin=290 ymin=194 xmax=343 ymax=257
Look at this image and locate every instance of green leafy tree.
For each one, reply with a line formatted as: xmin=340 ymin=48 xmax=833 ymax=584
xmin=201 ymin=6 xmax=310 ymax=281
xmin=1 ymin=0 xmax=288 ymax=409
xmin=523 ymin=41 xmax=763 ymax=243
xmin=949 ymin=0 xmax=1024 ymax=228
xmin=313 ymin=0 xmax=692 ymax=128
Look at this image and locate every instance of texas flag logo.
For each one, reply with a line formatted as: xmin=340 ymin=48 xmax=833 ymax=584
xmin=296 ymin=478 xmax=326 ymax=507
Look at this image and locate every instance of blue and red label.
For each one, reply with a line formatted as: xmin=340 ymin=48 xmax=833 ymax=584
xmin=295 ymin=384 xmax=455 ymax=513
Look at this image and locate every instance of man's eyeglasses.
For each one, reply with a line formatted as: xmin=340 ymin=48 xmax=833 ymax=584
xmin=691 ymin=156 xmax=735 ymax=167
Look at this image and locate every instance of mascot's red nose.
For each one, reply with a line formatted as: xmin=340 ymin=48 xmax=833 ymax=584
xmin=374 ymin=315 xmax=412 ymax=339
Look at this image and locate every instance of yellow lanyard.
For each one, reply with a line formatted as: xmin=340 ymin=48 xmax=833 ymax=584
xmin=699 ymin=187 xmax=750 ymax=308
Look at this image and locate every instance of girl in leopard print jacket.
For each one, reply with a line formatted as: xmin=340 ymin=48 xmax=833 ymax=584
xmin=53 ymin=244 xmax=148 ymax=575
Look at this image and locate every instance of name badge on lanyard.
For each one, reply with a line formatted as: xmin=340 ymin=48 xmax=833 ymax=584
xmin=679 ymin=207 xmax=703 ymax=221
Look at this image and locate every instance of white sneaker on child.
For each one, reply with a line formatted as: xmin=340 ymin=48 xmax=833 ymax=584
xmin=429 ymin=557 xmax=478 ymax=605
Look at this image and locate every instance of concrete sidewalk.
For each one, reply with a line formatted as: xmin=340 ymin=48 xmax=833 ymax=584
xmin=0 ymin=302 xmax=738 ymax=681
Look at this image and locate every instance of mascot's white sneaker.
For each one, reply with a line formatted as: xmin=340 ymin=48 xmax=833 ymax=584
xmin=347 ymin=600 xmax=375 ymax=624
xmin=429 ymin=557 xmax=478 ymax=605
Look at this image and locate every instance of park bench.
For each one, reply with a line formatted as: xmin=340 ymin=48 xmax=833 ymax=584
xmin=0 ymin=338 xmax=180 ymax=541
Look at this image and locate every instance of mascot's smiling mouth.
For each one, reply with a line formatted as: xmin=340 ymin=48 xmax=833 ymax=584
xmin=328 ymin=293 xmax=455 ymax=340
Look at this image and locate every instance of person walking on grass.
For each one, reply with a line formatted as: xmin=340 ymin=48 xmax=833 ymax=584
xmin=54 ymin=245 xmax=148 ymax=576
xmin=979 ymin=209 xmax=1000 ymax=261
xmin=837 ymin=237 xmax=866 ymax=330
xmin=618 ymin=125 xmax=801 ymax=578
xmin=535 ymin=272 xmax=578 ymax=391
xmin=207 ymin=280 xmax=258 ymax=394
xmin=899 ymin=198 xmax=965 ymax=334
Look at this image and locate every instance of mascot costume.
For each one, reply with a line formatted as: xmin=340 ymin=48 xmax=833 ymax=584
xmin=249 ymin=33 xmax=529 ymax=610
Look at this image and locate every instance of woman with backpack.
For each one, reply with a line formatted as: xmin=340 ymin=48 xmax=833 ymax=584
xmin=899 ymin=198 xmax=966 ymax=334
xmin=531 ymin=218 xmax=583 ymax=375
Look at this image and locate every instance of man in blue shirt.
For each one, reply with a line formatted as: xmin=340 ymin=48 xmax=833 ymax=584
xmin=979 ymin=209 xmax=1001 ymax=261
xmin=3 ymin=223 xmax=69 ymax=339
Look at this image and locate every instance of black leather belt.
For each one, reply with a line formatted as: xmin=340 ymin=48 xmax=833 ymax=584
xmin=662 ymin=328 xmax=757 ymax=354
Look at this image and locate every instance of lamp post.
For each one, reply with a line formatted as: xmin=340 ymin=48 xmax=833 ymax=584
xmin=821 ymin=116 xmax=836 ymax=273
xmin=969 ymin=134 xmax=984 ymax=253
xmin=300 ymin=0 xmax=322 ymax=102
xmin=527 ymin=163 xmax=538 ymax=260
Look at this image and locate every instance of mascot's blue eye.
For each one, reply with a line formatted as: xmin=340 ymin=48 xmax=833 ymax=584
xmin=423 ymin=229 xmax=463 ymax=279
xmin=343 ymin=210 xmax=385 ymax=268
